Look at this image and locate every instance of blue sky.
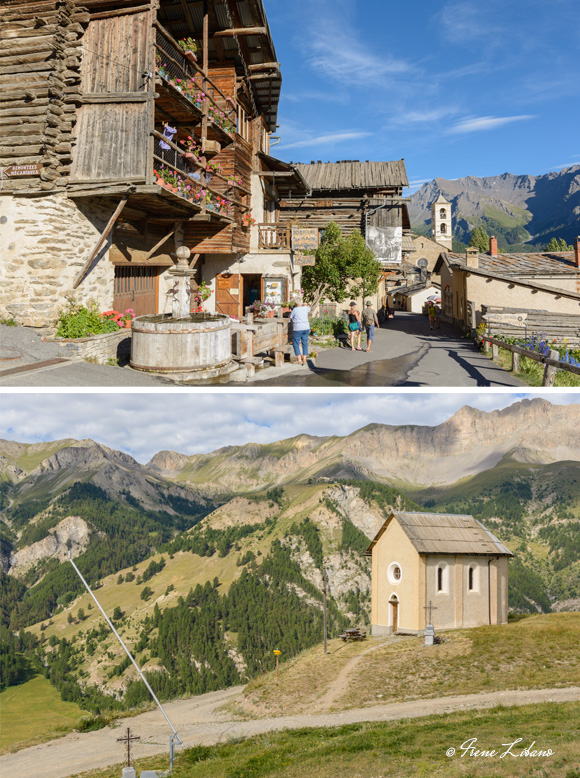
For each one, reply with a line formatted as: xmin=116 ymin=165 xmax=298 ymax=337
xmin=264 ymin=0 xmax=580 ymax=193
xmin=1 ymin=392 xmax=577 ymax=462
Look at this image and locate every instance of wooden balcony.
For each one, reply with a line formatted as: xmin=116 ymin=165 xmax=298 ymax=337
xmin=257 ymin=223 xmax=291 ymax=250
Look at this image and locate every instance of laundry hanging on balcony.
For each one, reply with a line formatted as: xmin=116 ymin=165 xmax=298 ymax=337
xmin=159 ymin=124 xmax=177 ymax=150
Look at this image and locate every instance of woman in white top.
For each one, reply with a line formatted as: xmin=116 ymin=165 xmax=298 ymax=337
xmin=289 ymin=298 xmax=311 ymax=365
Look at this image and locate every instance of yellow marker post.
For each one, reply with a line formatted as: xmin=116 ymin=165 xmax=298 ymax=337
xmin=273 ymin=649 xmax=282 ymax=677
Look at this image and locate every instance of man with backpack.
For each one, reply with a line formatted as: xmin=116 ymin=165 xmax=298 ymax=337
xmin=362 ymin=301 xmax=379 ymax=352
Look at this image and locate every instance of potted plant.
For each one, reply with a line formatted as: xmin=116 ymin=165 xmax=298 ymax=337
xmin=178 ymin=37 xmax=198 ymax=62
xmin=250 ymin=300 xmax=276 ymax=318
xmin=241 ymin=214 xmax=256 ymax=229
xmin=158 ymin=62 xmax=168 ymax=79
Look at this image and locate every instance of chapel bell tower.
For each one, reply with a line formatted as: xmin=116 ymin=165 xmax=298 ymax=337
xmin=431 ymin=191 xmax=452 ymax=250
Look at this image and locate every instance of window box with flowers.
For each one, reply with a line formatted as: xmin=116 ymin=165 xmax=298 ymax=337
xmin=178 ymin=37 xmax=198 ymax=62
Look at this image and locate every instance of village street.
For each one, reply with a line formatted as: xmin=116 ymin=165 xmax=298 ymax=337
xmin=259 ymin=313 xmax=525 ymax=387
xmin=2 ymin=685 xmax=578 ymax=778
xmin=0 ymin=314 xmax=524 ymax=387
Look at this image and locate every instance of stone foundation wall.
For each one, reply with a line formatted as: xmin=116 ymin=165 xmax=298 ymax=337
xmin=0 ymin=193 xmax=116 ymax=328
xmin=48 ymin=329 xmax=131 ymax=364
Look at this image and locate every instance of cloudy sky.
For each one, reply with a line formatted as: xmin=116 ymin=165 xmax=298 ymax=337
xmin=1 ymin=391 xmax=577 ymax=463
xmin=265 ymin=0 xmax=580 ymax=192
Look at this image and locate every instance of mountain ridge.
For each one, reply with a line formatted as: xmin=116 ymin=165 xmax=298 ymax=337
xmin=409 ymin=165 xmax=580 ymax=249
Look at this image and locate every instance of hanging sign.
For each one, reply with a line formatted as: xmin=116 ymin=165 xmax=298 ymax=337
xmin=294 ymin=252 xmax=315 ymax=266
xmin=3 ymin=164 xmax=42 ymax=177
xmin=292 ymin=228 xmax=319 ymax=251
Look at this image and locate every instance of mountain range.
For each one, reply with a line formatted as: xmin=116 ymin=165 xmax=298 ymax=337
xmin=0 ymin=399 xmax=578 ymax=711
xmin=409 ymin=165 xmax=580 ymax=251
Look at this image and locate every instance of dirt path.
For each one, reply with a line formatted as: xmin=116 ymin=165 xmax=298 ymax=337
xmin=3 ymin=685 xmax=579 ymax=778
xmin=317 ymin=638 xmax=392 ymax=711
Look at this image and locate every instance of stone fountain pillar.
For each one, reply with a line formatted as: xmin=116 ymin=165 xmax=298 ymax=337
xmin=168 ymin=246 xmax=196 ymax=320
xmin=130 ymin=245 xmax=234 ymax=381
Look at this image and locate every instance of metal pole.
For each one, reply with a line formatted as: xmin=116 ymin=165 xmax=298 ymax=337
xmin=276 ymin=654 xmax=279 ymax=677
xmin=68 ymin=553 xmax=183 ymax=748
xmin=322 ymin=568 xmax=328 ymax=655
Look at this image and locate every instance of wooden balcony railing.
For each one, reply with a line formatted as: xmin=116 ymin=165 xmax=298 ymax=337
xmin=151 ymin=131 xmax=250 ymax=218
xmin=257 ymin=223 xmax=291 ymax=250
xmin=154 ymin=23 xmax=236 ymax=135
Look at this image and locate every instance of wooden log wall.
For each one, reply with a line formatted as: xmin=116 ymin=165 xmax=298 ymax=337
xmin=484 ymin=307 xmax=580 ymax=346
xmin=278 ymin=193 xmax=403 ymax=236
xmin=0 ymin=0 xmax=89 ymax=191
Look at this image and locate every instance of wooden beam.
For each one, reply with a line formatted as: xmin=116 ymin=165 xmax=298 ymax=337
xmin=248 ymin=62 xmax=280 ymax=71
xmin=90 ymin=5 xmax=150 ymax=19
xmin=213 ymin=27 xmax=267 ymax=37
xmin=73 ymin=196 xmax=128 ymax=289
xmin=143 ymin=227 xmax=176 ymax=260
xmin=82 ymin=92 xmax=150 ymax=103
xmin=256 ymin=171 xmax=294 ymax=177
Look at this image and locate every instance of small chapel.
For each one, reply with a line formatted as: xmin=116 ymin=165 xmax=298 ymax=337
xmin=365 ymin=511 xmax=513 ymax=635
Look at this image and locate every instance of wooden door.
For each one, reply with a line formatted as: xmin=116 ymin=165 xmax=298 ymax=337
xmin=113 ymin=266 xmax=159 ymax=317
xmin=390 ymin=599 xmax=398 ymax=631
xmin=216 ymin=274 xmax=240 ymax=317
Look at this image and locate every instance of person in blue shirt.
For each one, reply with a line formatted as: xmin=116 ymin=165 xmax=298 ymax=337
xmin=289 ymin=298 xmax=311 ymax=365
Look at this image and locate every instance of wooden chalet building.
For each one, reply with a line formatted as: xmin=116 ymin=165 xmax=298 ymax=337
xmin=0 ymin=0 xmax=306 ymax=326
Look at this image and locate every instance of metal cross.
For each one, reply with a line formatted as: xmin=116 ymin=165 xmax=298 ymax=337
xmin=424 ymin=600 xmax=438 ymax=626
xmin=117 ymin=727 xmax=140 ymax=767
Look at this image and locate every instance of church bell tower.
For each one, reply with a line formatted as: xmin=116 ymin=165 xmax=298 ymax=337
xmin=431 ymin=191 xmax=452 ymax=250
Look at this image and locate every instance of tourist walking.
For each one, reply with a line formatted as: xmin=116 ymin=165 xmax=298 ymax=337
xmin=347 ymin=301 xmax=362 ymax=350
xmin=289 ymin=297 xmax=310 ymax=365
xmin=427 ymin=301 xmax=437 ymax=330
xmin=435 ymin=305 xmax=441 ymax=329
xmin=362 ymin=301 xmax=379 ymax=352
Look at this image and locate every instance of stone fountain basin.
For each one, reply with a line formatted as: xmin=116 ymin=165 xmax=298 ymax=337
xmin=130 ymin=313 xmax=231 ymax=375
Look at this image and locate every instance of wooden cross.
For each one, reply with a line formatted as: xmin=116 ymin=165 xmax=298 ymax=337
xmin=424 ymin=600 xmax=438 ymax=626
xmin=117 ymin=727 xmax=140 ymax=767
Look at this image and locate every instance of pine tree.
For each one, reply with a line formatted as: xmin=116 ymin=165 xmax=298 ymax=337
xmin=469 ymin=226 xmax=489 ymax=253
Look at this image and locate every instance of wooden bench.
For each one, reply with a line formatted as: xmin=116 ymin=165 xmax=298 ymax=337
xmin=338 ymin=628 xmax=367 ymax=642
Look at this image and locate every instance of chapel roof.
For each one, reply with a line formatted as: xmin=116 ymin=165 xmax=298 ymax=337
xmin=365 ymin=511 xmax=514 ymax=557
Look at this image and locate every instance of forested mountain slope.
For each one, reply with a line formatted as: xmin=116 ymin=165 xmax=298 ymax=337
xmin=0 ymin=400 xmax=578 ymax=715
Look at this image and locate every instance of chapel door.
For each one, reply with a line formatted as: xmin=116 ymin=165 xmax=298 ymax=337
xmin=216 ymin=274 xmax=241 ymax=318
xmin=113 ymin=266 xmax=159 ymax=317
xmin=390 ymin=598 xmax=398 ymax=631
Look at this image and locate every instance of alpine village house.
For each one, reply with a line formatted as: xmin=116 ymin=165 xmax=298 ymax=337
xmin=0 ymin=0 xmax=303 ymax=325
xmin=0 ymin=0 xmax=412 ymax=326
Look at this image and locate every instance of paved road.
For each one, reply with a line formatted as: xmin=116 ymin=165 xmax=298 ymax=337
xmin=3 ymin=685 xmax=578 ymax=778
xmin=260 ymin=313 xmax=525 ymax=387
xmin=1 ymin=315 xmax=523 ymax=387
xmin=0 ymin=325 xmax=173 ymax=387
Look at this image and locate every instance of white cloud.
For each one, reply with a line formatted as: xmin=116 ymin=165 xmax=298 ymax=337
xmin=0 ymin=393 xmax=577 ymax=464
xmin=276 ymin=131 xmax=372 ymax=151
xmin=447 ymin=115 xmax=536 ymax=134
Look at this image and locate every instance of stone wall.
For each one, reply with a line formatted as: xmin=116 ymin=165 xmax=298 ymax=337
xmin=0 ymin=193 xmax=115 ymax=328
xmin=48 ymin=329 xmax=131 ymax=364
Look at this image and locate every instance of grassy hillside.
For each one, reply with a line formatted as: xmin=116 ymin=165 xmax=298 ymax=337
xmin=233 ymin=613 xmax=580 ymax=717
xmin=0 ymin=674 xmax=88 ymax=751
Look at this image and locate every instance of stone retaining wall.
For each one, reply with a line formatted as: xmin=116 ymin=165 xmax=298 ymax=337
xmin=48 ymin=329 xmax=131 ymax=364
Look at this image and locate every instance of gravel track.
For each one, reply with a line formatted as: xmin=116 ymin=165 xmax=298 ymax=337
xmin=3 ymin=686 xmax=579 ymax=778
